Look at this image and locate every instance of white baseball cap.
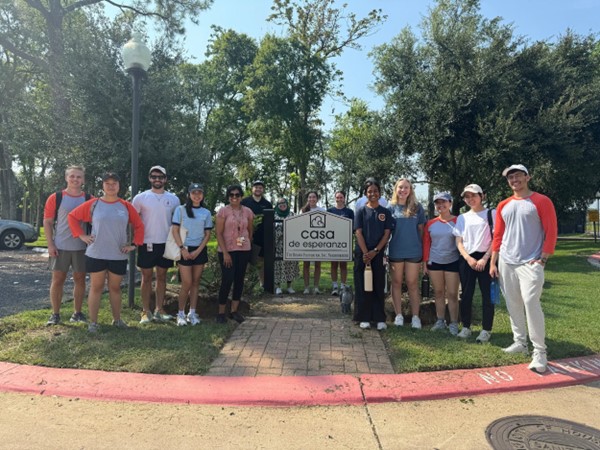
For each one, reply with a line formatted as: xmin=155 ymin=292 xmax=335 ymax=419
xmin=461 ymin=184 xmax=483 ymax=196
xmin=502 ymin=164 xmax=529 ymax=177
xmin=149 ymin=165 xmax=167 ymax=176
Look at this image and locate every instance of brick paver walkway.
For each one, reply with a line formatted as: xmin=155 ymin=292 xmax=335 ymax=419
xmin=207 ymin=317 xmax=394 ymax=377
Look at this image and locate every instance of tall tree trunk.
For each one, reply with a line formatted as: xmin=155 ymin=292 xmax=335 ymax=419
xmin=0 ymin=112 xmax=18 ymax=220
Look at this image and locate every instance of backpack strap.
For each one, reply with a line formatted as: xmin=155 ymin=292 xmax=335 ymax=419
xmin=54 ymin=190 xmax=63 ymax=223
xmin=487 ymin=209 xmax=494 ymax=239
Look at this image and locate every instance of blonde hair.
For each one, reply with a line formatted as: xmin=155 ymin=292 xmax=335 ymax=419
xmin=390 ymin=178 xmax=419 ymax=217
xmin=65 ymin=165 xmax=85 ymax=176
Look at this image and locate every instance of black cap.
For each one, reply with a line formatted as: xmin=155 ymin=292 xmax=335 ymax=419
xmin=252 ymin=180 xmax=265 ymax=187
xmin=102 ymin=172 xmax=120 ymax=182
xmin=188 ymin=183 xmax=204 ymax=193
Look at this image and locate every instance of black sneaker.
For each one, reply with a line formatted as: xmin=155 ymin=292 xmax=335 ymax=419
xmin=229 ymin=311 xmax=245 ymax=324
xmin=46 ymin=313 xmax=60 ymax=326
xmin=69 ymin=312 xmax=87 ymax=323
xmin=216 ymin=314 xmax=227 ymax=324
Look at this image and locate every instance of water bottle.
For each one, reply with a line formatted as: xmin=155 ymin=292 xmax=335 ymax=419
xmin=421 ymin=274 xmax=430 ymax=298
xmin=490 ymin=278 xmax=500 ymax=305
xmin=364 ymin=263 xmax=373 ymax=292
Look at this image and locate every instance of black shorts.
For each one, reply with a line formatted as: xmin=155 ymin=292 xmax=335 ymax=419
xmin=85 ymin=256 xmax=127 ymax=276
xmin=427 ymin=260 xmax=460 ymax=273
xmin=137 ymin=243 xmax=174 ymax=269
xmin=178 ymin=246 xmax=209 ymax=266
xmin=389 ymin=257 xmax=422 ymax=264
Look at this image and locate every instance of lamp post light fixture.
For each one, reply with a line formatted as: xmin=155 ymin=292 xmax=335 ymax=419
xmin=122 ymin=33 xmax=151 ymax=308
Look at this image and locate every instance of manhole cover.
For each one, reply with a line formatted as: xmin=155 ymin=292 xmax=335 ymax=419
xmin=486 ymin=415 xmax=600 ymax=450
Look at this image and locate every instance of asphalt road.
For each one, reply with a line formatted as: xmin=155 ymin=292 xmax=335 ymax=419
xmin=0 ymin=248 xmax=62 ymax=318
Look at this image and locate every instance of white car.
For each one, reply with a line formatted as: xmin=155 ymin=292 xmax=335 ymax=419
xmin=0 ymin=219 xmax=39 ymax=250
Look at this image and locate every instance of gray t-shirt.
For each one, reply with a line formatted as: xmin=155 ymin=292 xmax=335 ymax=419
xmin=86 ymin=200 xmax=130 ymax=261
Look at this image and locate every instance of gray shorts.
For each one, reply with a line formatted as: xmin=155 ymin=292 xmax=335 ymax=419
xmin=49 ymin=250 xmax=86 ymax=273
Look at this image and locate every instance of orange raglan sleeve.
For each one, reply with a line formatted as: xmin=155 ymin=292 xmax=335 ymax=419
xmin=492 ymin=199 xmax=509 ymax=252
xmin=422 ymin=218 xmax=434 ymax=263
xmin=43 ymin=193 xmax=57 ymax=220
xmin=67 ymin=198 xmax=94 ymax=238
xmin=124 ymin=201 xmax=145 ymax=246
xmin=532 ymin=193 xmax=558 ymax=255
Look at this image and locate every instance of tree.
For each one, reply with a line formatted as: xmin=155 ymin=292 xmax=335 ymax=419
xmin=244 ymin=0 xmax=385 ymax=205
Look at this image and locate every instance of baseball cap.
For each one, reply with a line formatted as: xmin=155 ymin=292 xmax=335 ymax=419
xmin=188 ymin=183 xmax=204 ymax=193
xmin=252 ymin=180 xmax=265 ymax=187
xmin=461 ymin=184 xmax=483 ymax=196
xmin=149 ymin=165 xmax=167 ymax=176
xmin=433 ymin=192 xmax=452 ymax=202
xmin=102 ymin=171 xmax=120 ymax=182
xmin=502 ymin=164 xmax=529 ymax=177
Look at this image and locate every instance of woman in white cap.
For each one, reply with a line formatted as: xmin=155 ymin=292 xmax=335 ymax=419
xmin=422 ymin=192 xmax=460 ymax=335
xmin=171 ymin=183 xmax=213 ymax=326
xmin=453 ymin=184 xmax=496 ymax=343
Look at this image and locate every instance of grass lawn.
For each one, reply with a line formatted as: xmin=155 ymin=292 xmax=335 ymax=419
xmin=2 ymin=240 xmax=598 ymax=375
xmin=384 ymin=240 xmax=600 ymax=373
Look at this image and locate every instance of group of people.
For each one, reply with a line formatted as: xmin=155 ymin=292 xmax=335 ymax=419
xmin=353 ymin=165 xmax=557 ymax=373
xmin=43 ymin=163 xmax=557 ymax=373
xmin=44 ymin=165 xmax=262 ymax=333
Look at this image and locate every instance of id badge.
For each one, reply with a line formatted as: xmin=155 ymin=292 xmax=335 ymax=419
xmin=147 ymin=243 xmax=153 ymax=252
xmin=236 ymin=236 xmax=245 ymax=247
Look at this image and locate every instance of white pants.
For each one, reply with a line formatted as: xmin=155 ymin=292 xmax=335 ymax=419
xmin=499 ymin=261 xmax=546 ymax=352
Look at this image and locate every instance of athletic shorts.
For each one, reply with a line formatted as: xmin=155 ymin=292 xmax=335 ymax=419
xmin=389 ymin=257 xmax=422 ymax=264
xmin=426 ymin=259 xmax=460 ymax=273
xmin=85 ymin=256 xmax=127 ymax=276
xmin=49 ymin=250 xmax=86 ymax=273
xmin=178 ymin=246 xmax=208 ymax=266
xmin=137 ymin=243 xmax=174 ymax=269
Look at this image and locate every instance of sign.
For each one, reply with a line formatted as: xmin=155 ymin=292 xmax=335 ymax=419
xmin=588 ymin=210 xmax=599 ymax=222
xmin=283 ymin=210 xmax=353 ymax=261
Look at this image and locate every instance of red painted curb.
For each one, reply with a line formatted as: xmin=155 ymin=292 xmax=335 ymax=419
xmin=1 ymin=355 xmax=599 ymax=406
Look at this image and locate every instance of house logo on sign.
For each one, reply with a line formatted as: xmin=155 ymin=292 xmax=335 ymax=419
xmin=310 ymin=213 xmax=326 ymax=228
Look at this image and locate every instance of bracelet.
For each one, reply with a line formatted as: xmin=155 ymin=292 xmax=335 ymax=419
xmin=372 ymin=248 xmax=379 ymax=253
xmin=179 ymin=245 xmax=185 ymax=249
xmin=541 ymin=257 xmax=548 ymax=264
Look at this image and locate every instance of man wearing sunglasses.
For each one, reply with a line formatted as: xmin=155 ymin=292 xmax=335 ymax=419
xmin=132 ymin=165 xmax=180 ymax=323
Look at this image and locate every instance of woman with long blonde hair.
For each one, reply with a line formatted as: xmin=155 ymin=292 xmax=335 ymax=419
xmin=387 ymin=178 xmax=427 ymax=329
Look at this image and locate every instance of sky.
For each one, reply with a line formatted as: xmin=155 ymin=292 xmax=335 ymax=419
xmin=177 ymin=0 xmax=600 ymax=131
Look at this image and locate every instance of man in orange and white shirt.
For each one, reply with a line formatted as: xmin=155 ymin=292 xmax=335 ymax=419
xmin=490 ymin=164 xmax=557 ymax=373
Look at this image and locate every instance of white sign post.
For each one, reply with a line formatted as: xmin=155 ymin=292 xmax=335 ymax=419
xmin=283 ymin=211 xmax=353 ymax=261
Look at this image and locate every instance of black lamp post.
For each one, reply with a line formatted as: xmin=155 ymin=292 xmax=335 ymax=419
xmin=122 ymin=33 xmax=151 ymax=308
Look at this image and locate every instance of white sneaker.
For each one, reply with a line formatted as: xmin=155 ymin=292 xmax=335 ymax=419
xmin=187 ymin=312 xmax=201 ymax=326
xmin=314 ymin=288 xmax=321 ymax=294
xmin=303 ymin=287 xmax=311 ymax=295
xmin=176 ymin=315 xmax=187 ymax=327
xmin=457 ymin=327 xmax=472 ymax=339
xmin=528 ymin=350 xmax=548 ymax=373
xmin=359 ymin=322 xmax=371 ymax=329
xmin=476 ymin=330 xmax=491 ymax=343
xmin=394 ymin=314 xmax=404 ymax=327
xmin=411 ymin=316 xmax=422 ymax=329
xmin=431 ymin=319 xmax=446 ymax=332
xmin=376 ymin=322 xmax=387 ymax=331
xmin=275 ymin=287 xmax=282 ymax=295
xmin=287 ymin=287 xmax=296 ymax=294
xmin=503 ymin=342 xmax=529 ymax=355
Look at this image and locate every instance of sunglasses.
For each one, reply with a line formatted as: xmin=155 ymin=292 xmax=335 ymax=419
xmin=229 ymin=193 xmax=241 ymax=198
xmin=150 ymin=175 xmax=166 ymax=180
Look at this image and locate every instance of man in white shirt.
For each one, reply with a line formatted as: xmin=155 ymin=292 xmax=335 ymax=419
xmin=132 ymin=165 xmax=180 ymax=323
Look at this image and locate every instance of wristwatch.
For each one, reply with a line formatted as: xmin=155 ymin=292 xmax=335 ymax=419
xmin=179 ymin=245 xmax=185 ymax=249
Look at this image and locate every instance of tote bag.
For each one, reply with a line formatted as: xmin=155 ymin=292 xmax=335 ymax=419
xmin=163 ymin=206 xmax=188 ymax=261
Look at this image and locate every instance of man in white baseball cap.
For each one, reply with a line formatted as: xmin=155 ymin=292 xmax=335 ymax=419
xmin=489 ymin=164 xmax=557 ymax=373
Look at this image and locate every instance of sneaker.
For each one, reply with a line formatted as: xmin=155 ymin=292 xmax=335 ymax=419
xmin=376 ymin=322 xmax=387 ymax=331
xmin=216 ymin=314 xmax=227 ymax=324
xmin=528 ymin=350 xmax=548 ymax=373
xmin=287 ymin=287 xmax=296 ymax=294
xmin=503 ymin=342 xmax=529 ymax=355
xmin=331 ymin=287 xmax=338 ymax=296
xmin=457 ymin=327 xmax=472 ymax=339
xmin=303 ymin=287 xmax=311 ymax=295
xmin=187 ymin=312 xmax=201 ymax=326
xmin=177 ymin=315 xmax=187 ymax=326
xmin=88 ymin=322 xmax=98 ymax=333
xmin=275 ymin=287 xmax=283 ymax=295
xmin=448 ymin=322 xmax=459 ymax=336
xmin=112 ymin=319 xmax=128 ymax=328
xmin=139 ymin=311 xmax=153 ymax=324
xmin=314 ymin=288 xmax=321 ymax=295
xmin=229 ymin=311 xmax=245 ymax=324
xmin=69 ymin=312 xmax=87 ymax=323
xmin=394 ymin=314 xmax=404 ymax=327
xmin=359 ymin=322 xmax=371 ymax=329
xmin=154 ymin=310 xmax=173 ymax=322
xmin=411 ymin=316 xmax=422 ymax=329
xmin=46 ymin=313 xmax=61 ymax=326
xmin=431 ymin=319 xmax=446 ymax=332
xmin=476 ymin=330 xmax=492 ymax=343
